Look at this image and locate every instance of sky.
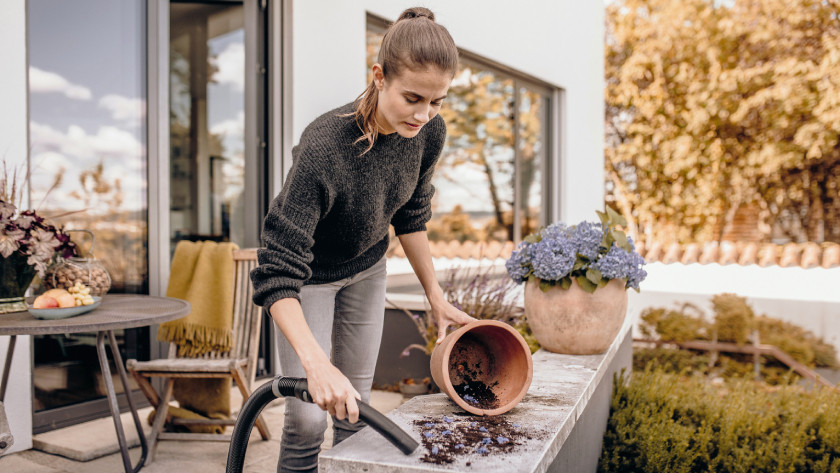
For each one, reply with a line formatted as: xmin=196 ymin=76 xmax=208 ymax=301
xmin=27 ymin=0 xmax=246 ymax=214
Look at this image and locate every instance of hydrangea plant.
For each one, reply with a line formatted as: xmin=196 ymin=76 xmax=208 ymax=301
xmin=505 ymin=206 xmax=647 ymax=293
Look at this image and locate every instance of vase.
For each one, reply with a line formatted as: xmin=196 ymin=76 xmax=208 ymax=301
xmin=430 ymin=320 xmax=533 ymax=416
xmin=524 ymin=278 xmax=628 ymax=355
xmin=0 ymin=252 xmax=38 ymax=314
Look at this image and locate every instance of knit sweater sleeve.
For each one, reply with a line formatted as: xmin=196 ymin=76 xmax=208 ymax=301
xmin=251 ymin=149 xmax=330 ymax=308
xmin=391 ymin=116 xmax=446 ymax=235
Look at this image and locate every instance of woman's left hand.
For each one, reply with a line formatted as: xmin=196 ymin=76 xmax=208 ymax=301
xmin=432 ymin=301 xmax=477 ymax=344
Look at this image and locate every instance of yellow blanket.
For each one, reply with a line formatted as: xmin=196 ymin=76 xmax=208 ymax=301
xmin=155 ymin=240 xmax=238 ymax=431
xmin=158 ymin=240 xmax=238 ymax=357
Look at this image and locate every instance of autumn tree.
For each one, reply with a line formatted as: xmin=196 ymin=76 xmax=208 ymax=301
xmin=606 ymin=0 xmax=840 ymax=244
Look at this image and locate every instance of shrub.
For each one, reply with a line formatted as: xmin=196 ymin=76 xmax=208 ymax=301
xmin=639 ymin=303 xmax=711 ymax=343
xmin=599 ymin=369 xmax=840 ymax=473
xmin=638 ymin=294 xmax=839 ymax=370
xmin=633 ymin=347 xmax=710 ymax=375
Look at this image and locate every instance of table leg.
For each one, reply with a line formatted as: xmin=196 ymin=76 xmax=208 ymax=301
xmin=96 ymin=331 xmax=149 ymax=473
xmin=0 ymin=335 xmax=16 ymax=401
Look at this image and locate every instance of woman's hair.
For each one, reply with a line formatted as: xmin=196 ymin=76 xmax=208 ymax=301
xmin=351 ymin=7 xmax=459 ymax=154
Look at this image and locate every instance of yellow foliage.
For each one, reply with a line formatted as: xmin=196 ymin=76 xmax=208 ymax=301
xmin=606 ymin=0 xmax=840 ymax=244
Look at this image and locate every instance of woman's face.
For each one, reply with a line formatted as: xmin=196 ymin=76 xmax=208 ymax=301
xmin=373 ymin=65 xmax=452 ymax=138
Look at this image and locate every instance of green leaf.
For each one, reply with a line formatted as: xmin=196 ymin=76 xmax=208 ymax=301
xmin=596 ymin=210 xmax=609 ymax=225
xmin=597 ymin=278 xmax=609 ymax=288
xmin=605 ymin=205 xmax=627 ymax=227
xmin=586 ymin=268 xmax=603 ymax=285
xmin=576 ymin=275 xmax=597 ymax=293
xmin=611 ymin=230 xmax=630 ymax=251
xmin=528 ymin=274 xmax=538 ymax=285
xmin=524 ymin=234 xmax=539 ymax=244
xmin=539 ymin=280 xmax=552 ymax=292
xmin=560 ymin=277 xmax=572 ymax=290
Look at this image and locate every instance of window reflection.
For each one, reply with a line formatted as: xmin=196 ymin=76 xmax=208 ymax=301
xmin=27 ymin=0 xmax=147 ymax=422
xmin=366 ymin=25 xmax=552 ymax=250
xmin=170 ymin=3 xmax=246 ymax=246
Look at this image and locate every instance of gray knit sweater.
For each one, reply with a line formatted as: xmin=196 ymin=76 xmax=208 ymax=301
xmin=250 ymin=102 xmax=446 ymax=310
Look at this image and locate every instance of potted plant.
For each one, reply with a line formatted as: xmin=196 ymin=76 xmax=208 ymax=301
xmin=1 ymin=164 xmax=77 ymax=313
xmin=505 ymin=206 xmax=647 ymax=354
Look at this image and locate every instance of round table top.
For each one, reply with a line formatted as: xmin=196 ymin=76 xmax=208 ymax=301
xmin=0 ymin=294 xmax=190 ymax=335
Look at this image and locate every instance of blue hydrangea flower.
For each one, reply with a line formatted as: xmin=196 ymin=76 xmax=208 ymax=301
xmin=530 ymin=236 xmax=575 ymax=281
xmin=569 ymin=221 xmax=604 ymax=260
xmin=590 ymin=243 xmax=647 ymax=290
xmin=505 ymin=242 xmax=531 ymax=282
xmin=591 ymin=243 xmax=631 ymax=281
xmin=432 ymin=446 xmax=439 ymax=455
xmin=496 ymin=436 xmax=510 ymax=444
xmin=626 ymin=251 xmax=647 ymax=290
xmin=477 ymin=446 xmax=489 ymax=454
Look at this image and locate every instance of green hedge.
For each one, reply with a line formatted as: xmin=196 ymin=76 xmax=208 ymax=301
xmin=598 ymin=369 xmax=840 ymax=473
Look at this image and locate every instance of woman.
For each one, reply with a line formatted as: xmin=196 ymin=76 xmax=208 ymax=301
xmin=250 ymin=7 xmax=474 ymax=472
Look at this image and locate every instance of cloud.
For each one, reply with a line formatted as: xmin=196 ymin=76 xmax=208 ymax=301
xmin=99 ymin=94 xmax=146 ymax=125
xmin=210 ymin=111 xmax=244 ymax=137
xmin=211 ymin=42 xmax=244 ymax=91
xmin=30 ymin=121 xmax=144 ymax=162
xmin=28 ymin=66 xmax=92 ymax=100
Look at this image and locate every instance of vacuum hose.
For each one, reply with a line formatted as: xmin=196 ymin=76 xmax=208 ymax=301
xmin=225 ymin=376 xmax=419 ymax=473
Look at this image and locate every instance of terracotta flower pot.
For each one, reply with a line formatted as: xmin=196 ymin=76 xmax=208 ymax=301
xmin=430 ymin=320 xmax=533 ymax=416
xmin=524 ymin=278 xmax=628 ymax=355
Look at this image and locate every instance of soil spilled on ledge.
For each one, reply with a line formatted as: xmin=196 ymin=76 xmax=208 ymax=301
xmin=413 ymin=415 xmax=534 ymax=465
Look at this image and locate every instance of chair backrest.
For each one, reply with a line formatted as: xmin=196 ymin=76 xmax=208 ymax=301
xmin=231 ymin=248 xmax=262 ymax=383
xmin=170 ymin=248 xmax=264 ymax=385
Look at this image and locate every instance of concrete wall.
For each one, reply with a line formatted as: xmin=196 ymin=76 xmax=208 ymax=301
xmin=629 ymin=263 xmax=840 ymax=348
xmin=0 ymin=0 xmax=33 ymax=456
xmin=290 ymin=0 xmax=605 ymax=222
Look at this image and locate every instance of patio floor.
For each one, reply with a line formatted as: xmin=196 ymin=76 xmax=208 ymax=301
xmin=0 ymin=384 xmax=407 ymax=473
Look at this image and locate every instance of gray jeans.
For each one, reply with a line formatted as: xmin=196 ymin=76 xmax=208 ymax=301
xmin=276 ymin=257 xmax=387 ymax=473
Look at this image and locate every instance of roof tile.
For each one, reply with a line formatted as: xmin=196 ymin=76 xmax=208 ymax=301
xmin=389 ymin=238 xmax=840 ymax=270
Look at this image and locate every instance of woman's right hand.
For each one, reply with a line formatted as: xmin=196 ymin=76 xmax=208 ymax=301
xmin=268 ymin=298 xmax=362 ymax=423
xmin=303 ymin=355 xmax=361 ymax=424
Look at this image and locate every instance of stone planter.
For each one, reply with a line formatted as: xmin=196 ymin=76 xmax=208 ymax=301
xmin=524 ymin=278 xmax=628 ymax=355
xmin=430 ymin=320 xmax=532 ymax=416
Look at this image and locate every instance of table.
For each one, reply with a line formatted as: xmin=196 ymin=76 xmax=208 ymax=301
xmin=0 ymin=294 xmax=190 ymax=473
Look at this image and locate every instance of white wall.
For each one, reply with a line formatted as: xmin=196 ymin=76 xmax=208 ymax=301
xmin=290 ymin=0 xmax=605 ymax=222
xmin=0 ymin=0 xmax=33 ymax=454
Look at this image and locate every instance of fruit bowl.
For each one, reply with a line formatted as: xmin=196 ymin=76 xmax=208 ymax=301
xmin=26 ymin=296 xmax=102 ymax=320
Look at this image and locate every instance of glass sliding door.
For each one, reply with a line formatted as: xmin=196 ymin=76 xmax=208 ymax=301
xmin=168 ymin=0 xmax=271 ymax=376
xmin=170 ymin=0 xmax=263 ymax=248
xmin=27 ymin=0 xmax=149 ymax=431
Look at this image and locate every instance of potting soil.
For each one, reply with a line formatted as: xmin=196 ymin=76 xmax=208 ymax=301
xmin=452 ymin=378 xmax=499 ymax=410
xmin=413 ymin=415 xmax=533 ymax=465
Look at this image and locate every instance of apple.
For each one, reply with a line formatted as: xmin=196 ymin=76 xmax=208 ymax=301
xmin=33 ymin=295 xmax=59 ymax=309
xmin=55 ymin=291 xmax=76 ymax=309
xmin=43 ymin=288 xmax=68 ymax=299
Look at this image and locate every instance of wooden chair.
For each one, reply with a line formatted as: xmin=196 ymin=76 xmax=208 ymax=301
xmin=126 ymin=248 xmax=270 ymax=464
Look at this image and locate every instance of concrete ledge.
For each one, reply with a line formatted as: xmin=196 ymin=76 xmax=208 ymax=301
xmin=321 ymin=319 xmax=633 ymax=472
